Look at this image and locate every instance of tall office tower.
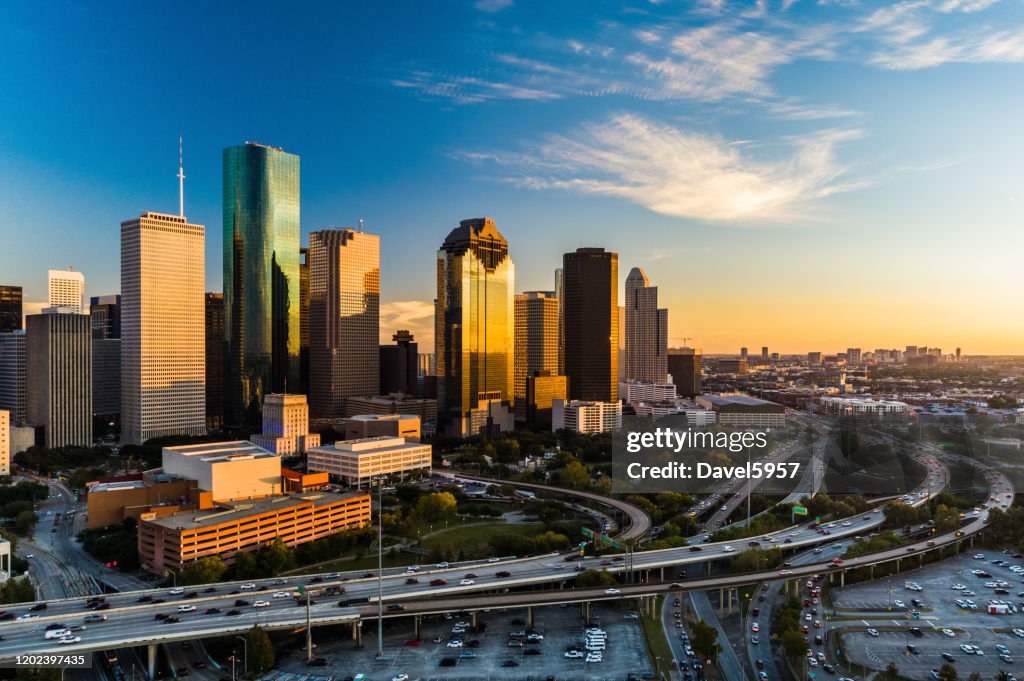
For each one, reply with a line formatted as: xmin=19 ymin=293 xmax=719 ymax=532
xmin=48 ymin=269 xmax=85 ymax=313
xmin=667 ymin=347 xmax=701 ymax=398
xmin=761 ymin=346 xmax=769 ymax=362
xmin=204 ymin=293 xmax=224 ymax=429
xmin=0 ymin=286 xmax=22 ymax=333
xmin=436 ymin=218 xmax=515 ymax=437
xmin=562 ymin=247 xmax=618 ymax=403
xmin=223 ymin=142 xmax=300 ymax=426
xmin=0 ymin=332 xmax=26 ymax=424
xmin=956 ymin=347 xmax=961 ymax=362
xmin=740 ymin=347 xmax=748 ymax=361
xmin=617 ymin=306 xmax=626 ymax=382
xmin=89 ymin=295 xmax=121 ymax=339
xmin=807 ymin=351 xmax=822 ymax=365
xmin=309 ymin=228 xmax=380 ymax=418
xmin=624 ymin=267 xmax=668 ymax=383
xmin=846 ymin=347 xmax=862 ymax=364
xmin=514 ymin=291 xmax=560 ymax=420
xmin=0 ymin=409 xmax=8 ymax=475
xmin=554 ymin=268 xmax=564 ymax=376
xmin=121 ymin=211 xmax=206 ymax=445
xmin=418 ymin=353 xmax=436 ymax=377
xmin=299 ymin=246 xmax=310 ymax=394
xmin=380 ymin=330 xmax=419 ymax=396
xmin=26 ymin=310 xmax=91 ymax=448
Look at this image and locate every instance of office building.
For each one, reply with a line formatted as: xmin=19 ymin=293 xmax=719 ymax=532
xmin=9 ymin=426 xmax=32 ymax=458
xmin=250 ymin=393 xmax=320 ymax=455
xmin=667 ymin=347 xmax=701 ymax=398
xmin=309 ymin=228 xmax=380 ymax=418
xmin=344 ymin=414 xmax=421 ymax=442
xmin=696 ymin=394 xmax=786 ymax=428
xmin=562 ymin=248 xmax=618 ymax=403
xmin=121 ymin=211 xmax=205 ymax=445
xmin=92 ymin=336 xmax=121 ymax=418
xmin=0 ymin=332 xmax=26 ymax=425
xmin=819 ymin=397 xmax=909 ymax=420
xmin=205 ymin=293 xmax=224 ymax=429
xmin=846 ymin=347 xmax=862 ymax=364
xmin=223 ymin=142 xmax=301 ymax=426
xmin=552 ymin=399 xmax=622 ymax=434
xmin=137 ymin=489 xmax=371 ymax=573
xmin=343 ymin=394 xmax=438 ymax=423
xmin=807 ymin=351 xmax=822 ymax=365
xmin=623 ymin=268 xmax=668 ymax=383
xmin=299 ymin=246 xmax=310 ymax=394
xmin=435 ymin=218 xmax=514 ymax=437
xmin=619 ymin=380 xmax=677 ymax=406
xmin=0 ymin=286 xmax=22 ymax=333
xmin=89 ymin=295 xmax=121 ymax=339
xmin=740 ymin=347 xmax=748 ymax=361
xmin=161 ymin=441 xmax=282 ymax=502
xmin=0 ymin=410 xmax=8 ymax=476
xmin=761 ymin=346 xmax=769 ymax=363
xmin=380 ymin=330 xmax=418 ymax=396
xmin=87 ymin=470 xmax=200 ymax=529
xmin=26 ymin=310 xmax=91 ymax=448
xmin=554 ymin=268 xmax=564 ymax=376
xmin=717 ymin=358 xmax=748 ymax=374
xmin=307 ymin=436 xmax=432 ymax=488
xmin=418 ymin=353 xmax=436 ymax=378
xmin=525 ymin=372 xmax=568 ymax=429
xmin=48 ymin=269 xmax=85 ymax=313
xmin=514 ymin=291 xmax=560 ymax=420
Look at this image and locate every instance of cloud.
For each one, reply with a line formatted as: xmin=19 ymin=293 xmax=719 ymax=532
xmin=471 ymin=113 xmax=866 ymax=222
xmin=391 ymin=71 xmax=562 ymax=104
xmin=474 ymin=0 xmax=513 ymax=11
xmin=380 ymin=300 xmax=435 ymax=347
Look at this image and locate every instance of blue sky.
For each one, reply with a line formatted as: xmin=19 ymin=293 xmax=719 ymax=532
xmin=2 ymin=0 xmax=1023 ymax=353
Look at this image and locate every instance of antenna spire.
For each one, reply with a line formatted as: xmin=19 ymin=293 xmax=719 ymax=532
xmin=177 ymin=134 xmax=185 ymax=217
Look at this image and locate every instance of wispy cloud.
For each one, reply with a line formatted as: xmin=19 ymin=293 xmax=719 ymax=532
xmin=380 ymin=300 xmax=435 ymax=346
xmin=468 ymin=113 xmax=867 ymax=222
xmin=474 ymin=0 xmax=513 ymax=12
xmin=391 ymin=71 xmax=561 ymax=104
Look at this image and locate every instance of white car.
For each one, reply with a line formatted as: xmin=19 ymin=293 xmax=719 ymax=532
xmin=460 ymin=579 xmax=475 ymax=586
xmin=435 ymin=562 xmax=449 ymax=568
xmin=605 ymin=588 xmax=621 ymax=595
xmin=253 ymin=600 xmax=270 ymax=608
xmin=722 ymin=546 xmax=735 ymax=553
xmin=273 ymin=591 xmax=290 ymax=598
xmin=169 ymin=587 xmax=184 ymax=595
xmin=487 ymin=557 xmax=501 ymax=563
xmin=950 ymin=584 xmax=967 ymax=590
xmin=778 ymin=569 xmax=793 ymax=576
xmin=565 ymin=651 xmax=584 ymax=659
xmin=942 ymin=628 xmax=955 ymax=638
xmin=392 ymin=675 xmax=409 ymax=681
xmin=240 ymin=583 xmax=257 ymax=590
xmin=1012 ymin=628 xmax=1024 ymax=639
xmin=893 ymin=600 xmax=905 ymax=609
xmin=59 ymin=635 xmax=82 ymax=644
xmin=446 ymin=640 xmax=463 ymax=648
xmin=177 ymin=605 xmax=196 ymax=613
xmin=16 ymin=614 xmax=36 ymax=621
xmin=586 ymin=653 xmax=603 ymax=663
xmin=867 ymin=629 xmax=878 ymax=637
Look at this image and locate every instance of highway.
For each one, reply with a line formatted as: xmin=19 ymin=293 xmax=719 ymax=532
xmin=0 ymin=447 xmax=978 ymax=661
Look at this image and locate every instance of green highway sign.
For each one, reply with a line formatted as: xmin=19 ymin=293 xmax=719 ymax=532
xmin=792 ymin=505 xmax=808 ymax=516
xmin=582 ymin=527 xmax=594 ymax=538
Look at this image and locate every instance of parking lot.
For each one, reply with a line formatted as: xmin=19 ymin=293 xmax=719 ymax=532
xmin=275 ymin=603 xmax=653 ymax=681
xmin=831 ymin=550 xmax=1024 ymax=680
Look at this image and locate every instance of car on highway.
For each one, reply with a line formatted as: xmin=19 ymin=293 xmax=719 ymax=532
xmin=430 ymin=579 xmax=448 ymax=586
xmin=225 ymin=609 xmax=241 ymax=616
xmin=240 ymin=583 xmax=257 ymax=590
xmin=751 ymin=622 xmax=759 ymax=632
xmin=169 ymin=587 xmax=184 ymax=595
xmin=273 ymin=591 xmax=289 ymax=598
xmin=405 ymin=578 xmax=419 ymax=584
xmin=751 ymin=635 xmax=759 ymax=644
xmin=204 ymin=608 xmax=221 ymax=615
xmin=605 ymin=588 xmax=621 ymax=595
xmin=84 ymin=614 xmax=106 ymax=623
xmin=59 ymin=635 xmax=82 ymax=644
xmin=253 ymin=600 xmax=270 ymax=608
xmin=496 ymin=571 xmax=511 ymax=578
xmin=459 ymin=579 xmax=475 ymax=586
xmin=392 ymin=674 xmax=409 ymax=681
xmin=177 ymin=605 xmax=196 ymax=613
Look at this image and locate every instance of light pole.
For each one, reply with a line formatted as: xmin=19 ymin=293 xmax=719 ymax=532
xmin=374 ymin=474 xmax=385 ymax=659
xmin=234 ymin=635 xmax=247 ymax=680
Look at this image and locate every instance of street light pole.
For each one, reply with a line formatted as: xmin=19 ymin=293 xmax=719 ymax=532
xmin=235 ymin=636 xmax=247 ymax=679
xmin=375 ymin=475 xmax=384 ymax=659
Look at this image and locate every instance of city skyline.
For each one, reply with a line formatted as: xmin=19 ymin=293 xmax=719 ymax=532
xmin=3 ymin=2 xmax=1024 ymax=353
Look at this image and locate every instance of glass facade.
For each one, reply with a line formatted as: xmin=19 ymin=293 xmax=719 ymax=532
xmin=223 ymin=143 xmax=301 ymax=426
xmin=436 ymin=218 xmax=514 ymax=437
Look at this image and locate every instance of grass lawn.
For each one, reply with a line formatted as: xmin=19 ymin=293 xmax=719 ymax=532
xmin=418 ymin=520 xmax=543 ymax=558
xmin=640 ymin=596 xmax=674 ymax=680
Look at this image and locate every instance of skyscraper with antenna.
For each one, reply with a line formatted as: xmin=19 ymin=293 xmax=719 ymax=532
xmin=177 ymin=134 xmax=185 ymax=217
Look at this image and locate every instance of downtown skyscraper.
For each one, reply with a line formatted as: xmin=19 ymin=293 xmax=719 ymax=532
xmin=48 ymin=269 xmax=85 ymax=313
xmin=0 ymin=286 xmax=22 ymax=333
xmin=624 ymin=267 xmax=668 ymax=383
xmin=513 ymin=291 xmax=560 ymax=421
xmin=121 ymin=211 xmax=206 ymax=445
xmin=436 ymin=218 xmax=514 ymax=437
xmin=308 ymin=228 xmax=380 ymax=418
xmin=223 ymin=143 xmax=300 ymax=426
xmin=562 ymin=247 xmax=618 ymax=403
xmin=27 ymin=309 xmax=91 ymax=448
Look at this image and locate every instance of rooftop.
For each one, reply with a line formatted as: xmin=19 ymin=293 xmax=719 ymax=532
xmin=142 ymin=490 xmax=369 ymax=531
xmin=163 ymin=441 xmax=276 ymax=463
xmin=701 ymin=394 xmax=777 ymax=407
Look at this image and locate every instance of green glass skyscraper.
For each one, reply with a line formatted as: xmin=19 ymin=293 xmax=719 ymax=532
xmin=223 ymin=143 xmax=300 ymax=426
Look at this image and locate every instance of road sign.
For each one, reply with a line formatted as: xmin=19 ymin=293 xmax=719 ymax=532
xmin=297 ymin=585 xmax=305 ymax=595
xmin=582 ymin=527 xmax=594 ymax=538
xmin=792 ymin=505 xmax=808 ymax=516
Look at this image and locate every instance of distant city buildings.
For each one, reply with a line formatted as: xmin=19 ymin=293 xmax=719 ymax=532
xmin=562 ymin=248 xmax=618 ymax=403
xmin=435 ymin=218 xmax=514 ymax=438
xmin=524 ymin=371 xmax=567 ymax=430
xmin=223 ymin=142 xmax=301 ymax=426
xmin=820 ymin=396 xmax=908 ymax=419
xmin=717 ymin=358 xmax=748 ymax=374
xmin=696 ymin=394 xmax=785 ymax=428
xmin=48 ymin=269 xmax=85 ymax=313
xmin=308 ymin=436 xmax=432 ymax=488
xmin=667 ymin=347 xmax=701 ymax=398
xmin=345 ymin=414 xmax=421 ymax=441
xmin=552 ymin=398 xmax=622 ymax=434
xmin=623 ymin=267 xmax=668 ymax=383
xmin=379 ymin=330 xmax=418 ymax=397
xmin=0 ymin=286 xmax=22 ymax=333
xmin=514 ymin=291 xmax=560 ymax=421
xmin=27 ymin=309 xmax=91 ymax=447
xmin=0 ymin=332 xmax=26 ymax=425
xmin=250 ymin=393 xmax=320 ymax=455
xmin=309 ymin=228 xmax=380 ymax=417
xmin=120 ymin=211 xmax=206 ymax=445
xmin=204 ymin=293 xmax=224 ymax=429
xmin=619 ymin=380 xmax=677 ymax=406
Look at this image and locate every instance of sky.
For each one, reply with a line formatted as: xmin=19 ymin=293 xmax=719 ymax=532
xmin=1 ymin=0 xmax=1023 ymax=354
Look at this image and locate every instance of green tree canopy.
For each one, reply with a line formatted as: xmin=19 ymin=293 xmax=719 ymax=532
xmin=246 ymin=625 xmax=274 ymax=675
xmin=690 ymin=619 xmax=722 ymax=662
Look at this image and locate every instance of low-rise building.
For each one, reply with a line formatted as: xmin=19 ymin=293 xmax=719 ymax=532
xmin=162 ymin=441 xmax=282 ymax=502
xmin=696 ymin=394 xmax=785 ymax=428
xmin=618 ymin=381 xmax=677 ymax=406
xmin=345 ymin=414 xmax=421 ymax=442
xmin=137 ymin=489 xmax=371 ymax=574
xmin=307 ymin=436 xmax=432 ymax=489
xmin=552 ymin=399 xmax=622 ymax=434
xmin=819 ymin=396 xmax=909 ymax=420
xmin=86 ymin=471 xmax=200 ymax=529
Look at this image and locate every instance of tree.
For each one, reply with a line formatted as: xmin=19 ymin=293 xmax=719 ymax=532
xmin=257 ymin=538 xmax=296 ymax=576
xmin=231 ymin=550 xmax=260 ymax=580
xmin=690 ymin=619 xmax=722 ymax=662
xmin=413 ymin=492 xmax=458 ymax=524
xmin=179 ymin=556 xmax=228 ymax=585
xmin=780 ymin=629 xmax=807 ymax=660
xmin=937 ymin=663 xmax=958 ymax=681
xmin=246 ymin=625 xmax=274 ymax=676
xmin=574 ymin=568 xmax=616 ymax=587
xmin=558 ymin=461 xmax=591 ymax=489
